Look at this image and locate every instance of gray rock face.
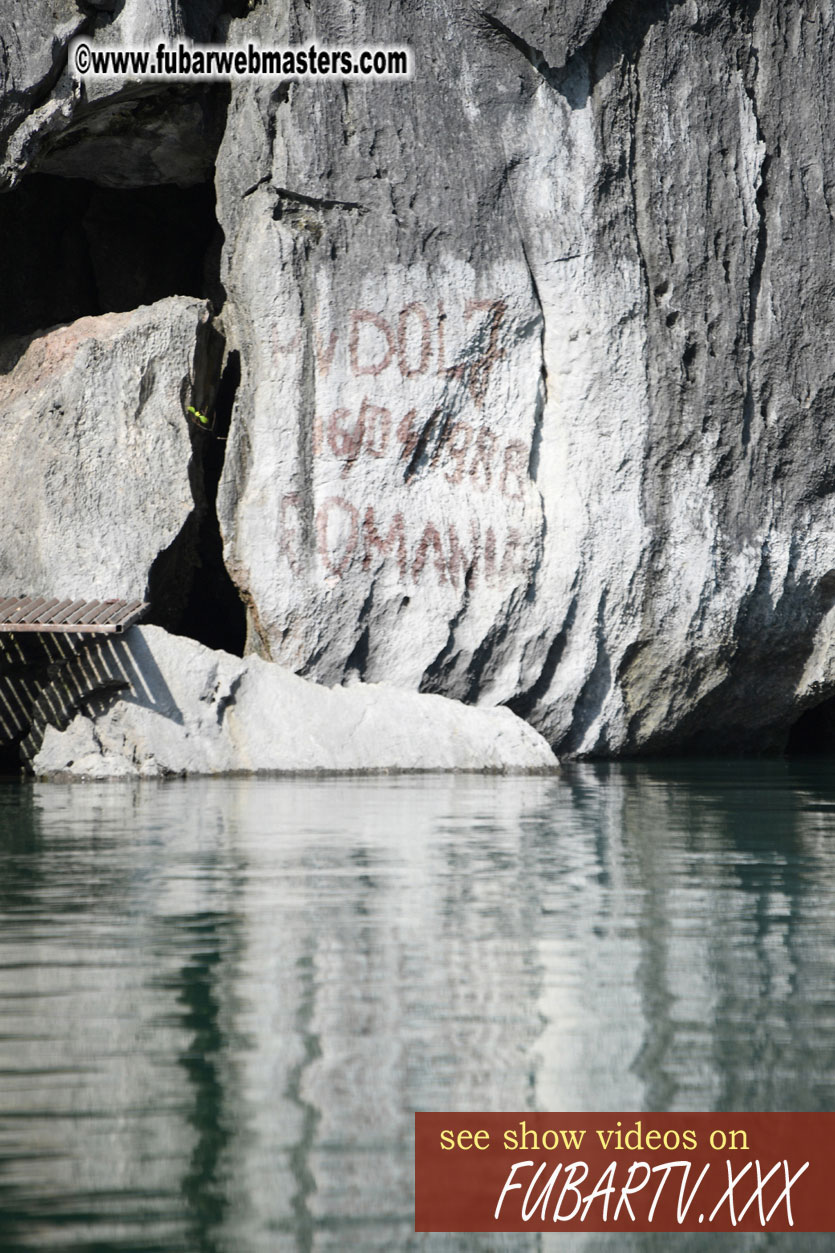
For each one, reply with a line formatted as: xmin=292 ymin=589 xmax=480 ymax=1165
xmin=1 ymin=1 xmax=228 ymax=190
xmin=485 ymin=0 xmax=614 ymax=69
xmin=32 ymin=626 xmax=559 ymax=778
xmin=215 ymin=0 xmax=560 ymax=706
xmin=3 ymin=1 xmax=835 ymax=757
xmin=0 ymin=298 xmax=205 ymax=600
xmin=0 ymin=2 xmax=86 ymax=182
xmin=213 ymin=0 xmax=835 ymax=754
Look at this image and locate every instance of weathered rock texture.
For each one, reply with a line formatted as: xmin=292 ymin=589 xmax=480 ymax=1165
xmin=1 ymin=1 xmax=231 ymax=190
xmin=0 ymin=298 xmax=206 ymax=600
xmin=32 ymin=625 xmax=558 ymax=777
xmin=215 ymin=0 xmax=835 ymax=755
xmin=4 ymin=1 xmax=835 ymax=757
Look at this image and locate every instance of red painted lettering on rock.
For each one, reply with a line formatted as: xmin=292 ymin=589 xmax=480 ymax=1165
xmin=290 ymin=497 xmax=531 ymax=587
xmin=316 ymin=496 xmax=359 ymax=577
xmin=363 ymin=507 xmax=407 ymax=577
xmin=397 ymin=302 xmax=432 ymax=378
xmin=359 ymin=398 xmax=391 ymax=458
xmin=412 ymin=522 xmax=447 ymax=584
xmin=348 ymin=310 xmax=396 ymax=376
xmin=272 ymin=297 xmax=509 ymax=399
xmin=313 ymin=398 xmax=528 ymax=499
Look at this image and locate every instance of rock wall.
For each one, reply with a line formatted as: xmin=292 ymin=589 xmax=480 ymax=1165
xmin=3 ymin=1 xmax=835 ymax=757
xmin=0 ymin=1 xmax=229 ymax=190
xmin=215 ymin=0 xmax=835 ymax=755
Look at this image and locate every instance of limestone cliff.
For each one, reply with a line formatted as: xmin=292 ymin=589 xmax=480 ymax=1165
xmin=2 ymin=1 xmax=835 ymax=758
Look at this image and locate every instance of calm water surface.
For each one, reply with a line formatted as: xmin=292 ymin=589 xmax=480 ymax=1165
xmin=0 ymin=762 xmax=834 ymax=1251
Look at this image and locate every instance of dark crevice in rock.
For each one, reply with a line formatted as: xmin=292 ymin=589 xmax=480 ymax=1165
xmin=471 ymin=10 xmax=586 ymax=107
xmin=297 ymin=641 xmax=328 ymax=679
xmin=475 ymin=11 xmax=554 ymax=75
xmin=506 ymin=594 xmax=579 ymax=722
xmin=419 ymin=565 xmax=476 ymax=695
xmin=187 ymin=0 xmax=249 ymax=39
xmin=272 ymin=187 xmax=367 ymax=217
xmin=403 ymin=408 xmax=441 ymax=482
xmin=558 ymin=594 xmax=612 ymax=756
xmin=78 ymin=2 xmax=251 ymax=39
xmin=243 ymin=174 xmax=272 ymax=198
xmin=520 ymin=237 xmax=547 ymax=485
xmin=293 ymin=252 xmax=318 ymax=563
xmin=786 ymin=697 xmax=835 ymax=756
xmin=146 ymin=347 xmax=246 ymax=657
xmin=3 ymin=73 xmax=230 ymax=321
xmin=0 ymin=173 xmax=221 ymax=341
xmin=577 ymin=0 xmax=688 ymax=75
xmin=625 ymin=45 xmax=651 ymax=326
xmin=741 ymin=95 xmax=769 ymax=446
xmin=461 ymin=589 xmax=523 ymax=705
xmin=215 ymin=671 xmax=244 ymax=725
xmin=217 ymin=0 xmax=259 ymax=21
xmin=513 ymin=240 xmax=549 ymax=616
xmin=270 ymin=185 xmax=366 ymax=244
xmin=76 ymin=1 xmax=119 ymax=17
xmin=344 ymin=592 xmax=373 ymax=681
xmin=344 ymin=627 xmax=371 ymax=681
xmin=238 ymin=91 xmax=290 ymax=190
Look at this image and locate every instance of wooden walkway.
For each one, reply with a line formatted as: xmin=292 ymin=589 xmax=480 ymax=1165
xmin=0 ymin=597 xmax=148 ymax=634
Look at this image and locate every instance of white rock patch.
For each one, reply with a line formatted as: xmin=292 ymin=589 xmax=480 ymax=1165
xmin=32 ymin=626 xmax=558 ymax=778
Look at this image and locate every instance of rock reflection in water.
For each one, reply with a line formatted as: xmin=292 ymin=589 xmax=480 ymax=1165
xmin=0 ymin=763 xmax=833 ymax=1251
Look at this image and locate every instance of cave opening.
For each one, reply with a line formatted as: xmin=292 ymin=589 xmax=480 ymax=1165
xmin=0 ymin=172 xmax=223 ymax=340
xmin=0 ymin=82 xmax=247 ymax=659
xmin=785 ymin=696 xmax=835 ymax=756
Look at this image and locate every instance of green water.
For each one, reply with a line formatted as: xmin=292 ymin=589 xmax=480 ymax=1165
xmin=0 ymin=763 xmax=833 ymax=1251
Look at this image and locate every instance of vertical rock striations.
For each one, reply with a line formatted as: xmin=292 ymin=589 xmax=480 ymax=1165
xmin=214 ymin=0 xmax=835 ymax=754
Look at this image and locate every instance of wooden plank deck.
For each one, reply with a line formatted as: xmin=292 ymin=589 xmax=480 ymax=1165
xmin=0 ymin=597 xmax=148 ymax=634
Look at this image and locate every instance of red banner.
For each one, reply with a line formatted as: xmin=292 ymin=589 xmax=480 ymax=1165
xmin=415 ymin=1113 xmax=835 ymax=1232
